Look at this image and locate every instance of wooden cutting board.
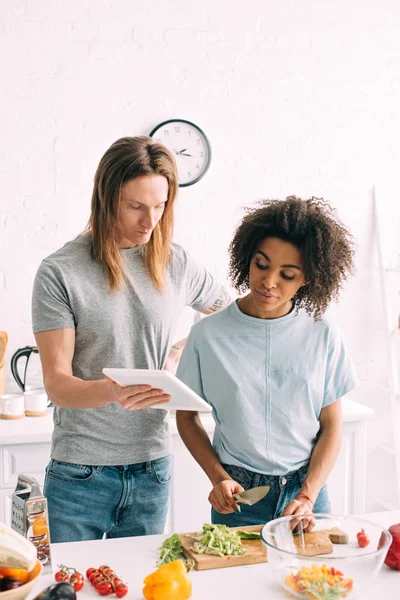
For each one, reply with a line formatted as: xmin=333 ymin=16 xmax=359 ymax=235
xmin=178 ymin=525 xmax=266 ymax=571
xmin=178 ymin=525 xmax=348 ymax=571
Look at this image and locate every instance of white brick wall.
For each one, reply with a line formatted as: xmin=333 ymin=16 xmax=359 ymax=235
xmin=1 ymin=0 xmax=400 ymax=510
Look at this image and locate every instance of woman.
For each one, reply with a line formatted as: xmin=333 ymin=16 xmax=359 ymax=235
xmin=176 ymin=196 xmax=358 ymax=526
xmin=32 ymin=136 xmax=229 ymax=542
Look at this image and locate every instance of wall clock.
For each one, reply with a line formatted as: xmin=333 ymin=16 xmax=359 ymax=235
xmin=150 ymin=119 xmax=211 ymax=187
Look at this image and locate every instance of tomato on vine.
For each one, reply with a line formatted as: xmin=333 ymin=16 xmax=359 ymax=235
xmin=54 ymin=565 xmax=85 ymax=591
xmin=115 ymin=584 xmax=128 ymax=598
xmin=357 ymin=529 xmax=370 ymax=548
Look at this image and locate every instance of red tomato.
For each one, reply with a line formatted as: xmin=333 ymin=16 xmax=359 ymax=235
xmin=69 ymin=572 xmax=84 ymax=592
xmin=97 ymin=582 xmax=112 ymax=596
xmin=103 ymin=569 xmax=115 ymax=578
xmin=112 ymin=578 xmax=122 ymax=588
xmin=55 ymin=570 xmax=68 ymax=582
xmin=92 ymin=575 xmax=103 ymax=588
xmin=86 ymin=568 xmax=97 ymax=579
xmin=115 ymin=585 xmax=128 ymax=598
xmin=98 ymin=565 xmax=110 ymax=572
xmin=357 ymin=529 xmax=370 ymax=548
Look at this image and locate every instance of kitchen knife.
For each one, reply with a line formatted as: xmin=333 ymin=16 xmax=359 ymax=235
xmin=233 ymin=485 xmax=270 ymax=506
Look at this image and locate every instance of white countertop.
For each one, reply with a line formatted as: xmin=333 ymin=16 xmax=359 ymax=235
xmin=0 ymin=398 xmax=375 ymax=445
xmin=27 ymin=510 xmax=399 ymax=600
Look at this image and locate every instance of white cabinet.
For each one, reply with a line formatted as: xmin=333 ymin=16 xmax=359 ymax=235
xmin=0 ymin=400 xmax=374 ymax=531
xmin=0 ymin=418 xmax=51 ymax=526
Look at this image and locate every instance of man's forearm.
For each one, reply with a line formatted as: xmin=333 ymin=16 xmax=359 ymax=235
xmin=176 ymin=413 xmax=230 ymax=486
xmin=45 ymin=373 xmax=113 ymax=409
xmin=300 ymin=424 xmax=342 ymax=503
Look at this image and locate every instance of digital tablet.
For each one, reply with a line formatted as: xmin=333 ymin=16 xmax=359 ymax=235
xmin=102 ymin=368 xmax=212 ymax=412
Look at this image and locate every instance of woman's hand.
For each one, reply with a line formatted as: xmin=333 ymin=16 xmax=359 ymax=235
xmin=105 ymin=377 xmax=170 ymax=410
xmin=208 ymin=479 xmax=244 ymax=514
xmin=281 ymin=496 xmax=316 ymax=533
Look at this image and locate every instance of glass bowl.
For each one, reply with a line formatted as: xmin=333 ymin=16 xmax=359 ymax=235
xmin=260 ymin=514 xmax=392 ymax=599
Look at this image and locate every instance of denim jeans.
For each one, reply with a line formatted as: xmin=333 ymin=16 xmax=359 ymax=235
xmin=44 ymin=456 xmax=171 ymax=543
xmin=211 ymin=462 xmax=331 ymax=527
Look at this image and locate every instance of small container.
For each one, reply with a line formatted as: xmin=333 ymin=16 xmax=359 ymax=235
xmin=0 ymin=393 xmax=25 ymax=419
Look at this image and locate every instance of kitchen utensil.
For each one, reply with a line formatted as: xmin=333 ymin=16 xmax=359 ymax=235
xmin=0 ymin=331 xmax=8 ymax=368
xmin=10 ymin=346 xmax=44 ymax=393
xmin=261 ymin=513 xmax=392 ymax=599
xmin=178 ymin=525 xmax=266 ymax=571
xmin=233 ymin=485 xmax=270 ymax=506
xmin=0 ymin=331 xmax=8 ymax=396
xmin=11 ymin=474 xmax=52 ymax=574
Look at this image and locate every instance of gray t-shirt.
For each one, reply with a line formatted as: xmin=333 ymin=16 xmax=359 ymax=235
xmin=32 ymin=235 xmax=221 ymax=465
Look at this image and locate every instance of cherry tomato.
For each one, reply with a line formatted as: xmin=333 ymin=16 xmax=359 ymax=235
xmin=92 ymin=574 xmax=104 ymax=587
xmin=103 ymin=569 xmax=115 ymax=578
xmin=112 ymin=578 xmax=122 ymax=588
xmin=69 ymin=572 xmax=84 ymax=592
xmin=86 ymin=568 xmax=97 ymax=579
xmin=97 ymin=582 xmax=113 ymax=596
xmin=89 ymin=572 xmax=101 ymax=583
xmin=357 ymin=528 xmax=370 ymax=548
xmin=98 ymin=565 xmax=110 ymax=572
xmin=55 ymin=570 xmax=68 ymax=582
xmin=115 ymin=584 xmax=128 ymax=598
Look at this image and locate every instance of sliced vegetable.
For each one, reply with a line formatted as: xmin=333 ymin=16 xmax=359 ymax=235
xmin=143 ymin=559 xmax=192 ymax=600
xmin=285 ymin=563 xmax=353 ymax=600
xmin=236 ymin=530 xmax=261 ymax=540
xmin=0 ymin=523 xmax=37 ymax=571
xmin=191 ymin=524 xmax=246 ymax=557
xmin=157 ymin=534 xmax=194 ymax=570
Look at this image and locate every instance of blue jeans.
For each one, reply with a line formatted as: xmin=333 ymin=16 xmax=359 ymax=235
xmin=211 ymin=462 xmax=331 ymax=527
xmin=44 ymin=456 xmax=171 ymax=543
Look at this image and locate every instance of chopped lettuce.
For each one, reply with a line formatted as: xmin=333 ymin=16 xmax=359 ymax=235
xmin=157 ymin=533 xmax=194 ymax=570
xmin=191 ymin=523 xmax=246 ymax=557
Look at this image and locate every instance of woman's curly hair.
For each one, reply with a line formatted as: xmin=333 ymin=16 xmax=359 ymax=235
xmin=228 ymin=196 xmax=355 ymax=321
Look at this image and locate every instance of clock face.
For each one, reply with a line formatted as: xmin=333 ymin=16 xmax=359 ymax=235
xmin=150 ymin=119 xmax=211 ymax=187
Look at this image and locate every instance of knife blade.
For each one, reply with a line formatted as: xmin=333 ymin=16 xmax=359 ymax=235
xmin=233 ymin=485 xmax=270 ymax=506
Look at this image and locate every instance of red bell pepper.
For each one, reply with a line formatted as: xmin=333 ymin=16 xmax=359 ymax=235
xmin=385 ymin=523 xmax=400 ymax=570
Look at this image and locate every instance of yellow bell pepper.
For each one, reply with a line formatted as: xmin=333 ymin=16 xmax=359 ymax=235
xmin=143 ymin=559 xmax=192 ymax=600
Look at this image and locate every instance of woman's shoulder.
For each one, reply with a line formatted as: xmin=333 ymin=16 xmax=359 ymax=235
xmin=295 ymin=308 xmax=340 ymax=334
xmin=189 ymin=302 xmax=236 ymax=339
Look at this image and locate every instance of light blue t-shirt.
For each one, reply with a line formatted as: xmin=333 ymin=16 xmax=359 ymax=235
xmin=176 ymin=301 xmax=359 ymax=475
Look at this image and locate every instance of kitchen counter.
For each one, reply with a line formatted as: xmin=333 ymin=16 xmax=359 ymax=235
xmin=27 ymin=510 xmax=399 ymax=600
xmin=0 ymin=398 xmax=374 ymax=444
xmin=0 ymin=399 xmax=376 ymax=528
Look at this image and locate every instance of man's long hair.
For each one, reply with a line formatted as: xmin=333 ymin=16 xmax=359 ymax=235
xmin=86 ymin=136 xmax=178 ymax=292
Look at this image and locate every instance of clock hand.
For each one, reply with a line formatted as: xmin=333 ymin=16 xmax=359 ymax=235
xmin=179 ymin=153 xmax=193 ymax=157
xmin=179 ymin=148 xmax=188 ymax=154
